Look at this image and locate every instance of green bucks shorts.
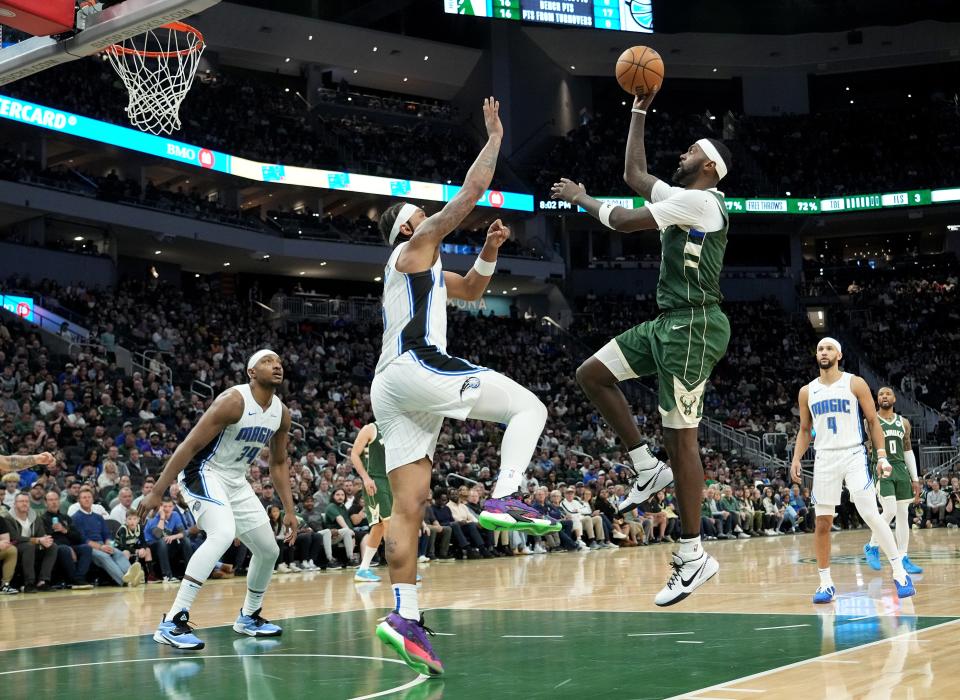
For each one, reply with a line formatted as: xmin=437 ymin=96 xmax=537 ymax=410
xmin=364 ymin=476 xmax=393 ymax=524
xmin=598 ymin=304 xmax=730 ymax=429
xmin=877 ymin=463 xmax=913 ymax=501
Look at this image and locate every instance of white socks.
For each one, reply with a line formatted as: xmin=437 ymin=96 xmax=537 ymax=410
xmin=360 ymin=541 xmax=377 ymax=570
xmin=167 ymin=579 xmax=202 ymax=621
xmin=895 ymin=501 xmax=911 ymax=557
xmin=678 ymin=536 xmax=702 ymax=560
xmin=629 ymin=445 xmax=659 ymax=471
xmin=243 ymin=588 xmax=266 ymax=617
xmin=869 ymin=495 xmax=897 ymax=547
xmin=818 ymin=568 xmax=833 ymax=589
xmin=393 ymin=583 xmax=419 ymax=620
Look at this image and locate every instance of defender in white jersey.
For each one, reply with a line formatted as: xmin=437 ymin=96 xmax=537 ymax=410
xmin=138 ymin=350 xmax=298 ymax=650
xmin=791 ymin=338 xmax=916 ymax=604
xmin=371 ymin=97 xmax=555 ymax=677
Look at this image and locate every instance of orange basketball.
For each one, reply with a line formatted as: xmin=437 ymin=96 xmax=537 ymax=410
xmin=616 ymin=46 xmax=664 ymax=97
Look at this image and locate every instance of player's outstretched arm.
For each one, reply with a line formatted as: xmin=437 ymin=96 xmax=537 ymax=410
xmin=852 ymin=376 xmax=890 ymax=477
xmin=445 ymin=220 xmax=510 ymax=301
xmin=138 ymin=390 xmax=244 ymax=519
xmin=791 ymin=386 xmax=812 ymax=483
xmin=623 ymin=89 xmax=660 ymax=199
xmin=0 ymin=452 xmax=55 ymax=474
xmin=269 ymin=407 xmax=298 ymax=544
xmin=902 ymin=418 xmax=921 ymax=495
xmin=401 ymin=97 xmax=503 ymax=265
xmin=350 ymin=424 xmax=377 ymax=495
xmin=550 ymin=179 xmax=658 ymax=232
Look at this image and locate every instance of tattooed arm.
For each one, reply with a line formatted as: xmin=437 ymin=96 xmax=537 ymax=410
xmin=0 ymin=452 xmax=55 ymax=474
xmin=396 ymin=97 xmax=503 ymax=272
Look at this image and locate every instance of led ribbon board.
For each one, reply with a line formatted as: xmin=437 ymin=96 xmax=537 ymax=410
xmin=0 ymin=94 xmax=534 ymax=212
xmin=535 ymin=189 xmax=960 ymax=215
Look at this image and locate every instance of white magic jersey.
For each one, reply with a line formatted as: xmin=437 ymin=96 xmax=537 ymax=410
xmin=807 ymin=372 xmax=865 ymax=451
xmin=376 ymin=242 xmax=449 ymax=374
xmin=183 ymin=383 xmax=284 ymax=493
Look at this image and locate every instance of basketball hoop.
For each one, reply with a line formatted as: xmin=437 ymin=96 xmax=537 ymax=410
xmin=103 ymin=21 xmax=204 ymax=135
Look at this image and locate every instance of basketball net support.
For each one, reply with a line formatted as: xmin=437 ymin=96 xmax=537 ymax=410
xmin=0 ymin=0 xmax=220 ymax=86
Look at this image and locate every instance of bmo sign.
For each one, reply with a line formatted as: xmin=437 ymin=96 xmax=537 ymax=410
xmin=0 ymin=294 xmax=34 ymax=322
xmin=165 ymin=144 xmax=215 ymax=168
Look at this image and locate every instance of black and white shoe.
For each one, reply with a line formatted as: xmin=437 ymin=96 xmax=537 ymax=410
xmin=654 ymin=551 xmax=720 ymax=607
xmin=617 ymin=461 xmax=674 ymax=515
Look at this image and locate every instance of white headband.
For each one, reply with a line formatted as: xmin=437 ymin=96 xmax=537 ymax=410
xmin=388 ymin=203 xmax=419 ymax=245
xmin=696 ymin=138 xmax=728 ymax=181
xmin=247 ymin=349 xmax=279 ymax=371
xmin=818 ymin=337 xmax=842 ymax=354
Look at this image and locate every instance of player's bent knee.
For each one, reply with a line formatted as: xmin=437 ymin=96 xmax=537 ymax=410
xmin=576 ymin=356 xmax=615 ymax=390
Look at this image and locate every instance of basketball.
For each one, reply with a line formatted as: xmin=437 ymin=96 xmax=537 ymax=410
xmin=616 ymin=45 xmax=664 ymax=97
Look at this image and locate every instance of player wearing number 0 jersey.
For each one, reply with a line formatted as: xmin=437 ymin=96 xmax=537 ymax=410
xmin=138 ymin=350 xmax=298 ymax=650
xmin=863 ymin=387 xmax=923 ymax=575
xmin=371 ymin=97 xmax=557 ymax=677
xmin=792 ymin=338 xmax=916 ymax=605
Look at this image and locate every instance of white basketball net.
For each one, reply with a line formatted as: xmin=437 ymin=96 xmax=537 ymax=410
xmin=104 ymin=22 xmax=205 ymax=135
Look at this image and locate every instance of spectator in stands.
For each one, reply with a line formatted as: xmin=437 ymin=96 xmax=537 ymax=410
xmin=114 ymin=510 xmax=152 ymax=582
xmin=761 ymin=487 xmax=785 ymax=535
xmin=558 ymin=487 xmax=590 ymax=551
xmin=108 ymin=487 xmax=135 ymax=525
xmin=144 ymin=497 xmax=193 ymax=582
xmin=73 ymin=487 xmax=139 ymax=587
xmin=5 ymin=492 xmax=58 ymax=591
xmin=419 ymin=500 xmax=453 ymax=561
xmin=446 ymin=489 xmax=492 ymax=558
xmin=131 ymin=478 xmax=156 ymax=510
xmin=924 ymin=481 xmax=948 ymax=527
xmin=323 ymin=488 xmax=356 ymax=565
xmin=2 ymin=473 xmax=20 ymax=509
xmin=0 ymin=514 xmax=17 ymax=594
xmin=268 ymin=505 xmax=301 ymax=573
xmin=41 ymin=490 xmax=93 ymax=589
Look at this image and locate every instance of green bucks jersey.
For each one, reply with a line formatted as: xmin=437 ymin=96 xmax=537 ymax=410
xmin=656 ymin=190 xmax=729 ymax=311
xmin=872 ymin=413 xmax=907 ymax=467
xmin=363 ymin=423 xmax=387 ymax=479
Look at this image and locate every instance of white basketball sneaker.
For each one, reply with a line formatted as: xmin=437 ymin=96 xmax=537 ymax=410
xmin=654 ymin=550 xmax=720 ymax=607
xmin=617 ymin=461 xmax=675 ymax=515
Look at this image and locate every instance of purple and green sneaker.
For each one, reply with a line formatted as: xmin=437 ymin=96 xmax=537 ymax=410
xmin=376 ymin=612 xmax=444 ymax=676
xmin=478 ymin=497 xmax=561 ymax=535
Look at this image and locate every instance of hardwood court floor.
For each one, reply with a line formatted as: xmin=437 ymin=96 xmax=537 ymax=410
xmin=2 ymin=528 xmax=959 ymax=699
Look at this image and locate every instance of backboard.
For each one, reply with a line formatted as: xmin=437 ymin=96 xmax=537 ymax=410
xmin=0 ymin=0 xmax=220 ymax=86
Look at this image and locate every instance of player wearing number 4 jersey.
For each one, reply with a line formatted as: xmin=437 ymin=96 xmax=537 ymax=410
xmin=792 ymin=338 xmax=916 ymax=604
xmin=863 ymin=386 xmax=923 ymax=575
xmin=551 ymin=85 xmax=730 ymax=606
xmin=138 ymin=350 xmax=298 ymax=650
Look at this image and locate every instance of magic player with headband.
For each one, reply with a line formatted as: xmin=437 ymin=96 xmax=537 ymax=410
xmin=551 ymin=85 xmax=733 ymax=606
xmin=791 ymin=338 xmax=916 ymax=604
xmin=139 ymin=349 xmax=298 ymax=650
xmin=372 ymin=97 xmax=557 ymax=676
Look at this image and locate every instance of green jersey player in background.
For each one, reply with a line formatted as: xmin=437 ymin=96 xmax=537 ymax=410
xmin=864 ymin=386 xmax=923 ymax=575
xmin=551 ymin=85 xmax=732 ymax=606
xmin=350 ymin=422 xmax=391 ymax=583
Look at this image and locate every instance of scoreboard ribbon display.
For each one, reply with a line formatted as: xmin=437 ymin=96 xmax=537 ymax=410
xmin=445 ymin=0 xmax=654 ymax=32
xmin=0 ymin=94 xmax=535 ymax=213
xmin=536 ymin=189 xmax=960 ymax=216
